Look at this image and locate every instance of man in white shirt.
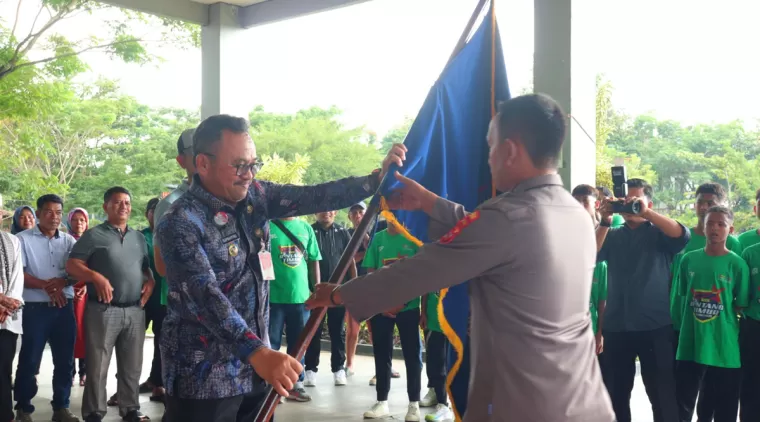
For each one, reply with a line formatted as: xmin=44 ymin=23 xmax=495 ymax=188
xmin=0 ymin=231 xmax=24 ymax=422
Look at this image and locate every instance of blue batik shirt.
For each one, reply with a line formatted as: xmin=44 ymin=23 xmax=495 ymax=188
xmin=156 ymin=173 xmax=378 ymax=399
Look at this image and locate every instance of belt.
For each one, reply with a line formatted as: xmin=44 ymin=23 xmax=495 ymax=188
xmin=88 ymin=299 xmax=141 ymax=308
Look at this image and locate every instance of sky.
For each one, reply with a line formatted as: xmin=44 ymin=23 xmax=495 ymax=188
xmin=3 ymin=0 xmax=760 ymax=135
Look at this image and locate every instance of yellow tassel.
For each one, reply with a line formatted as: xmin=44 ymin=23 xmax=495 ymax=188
xmin=379 ymin=197 xmax=424 ymax=247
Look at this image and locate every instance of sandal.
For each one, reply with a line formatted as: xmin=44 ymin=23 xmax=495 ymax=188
xmin=79 ymin=375 xmax=86 ymax=387
xmin=149 ymin=394 xmax=165 ymax=403
xmin=107 ymin=393 xmax=118 ymax=406
xmin=138 ymin=381 xmax=154 ymax=393
xmin=122 ymin=410 xmax=150 ymax=421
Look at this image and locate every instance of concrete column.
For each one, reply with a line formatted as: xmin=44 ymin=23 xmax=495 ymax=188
xmin=533 ymin=0 xmax=596 ymax=190
xmin=201 ymin=4 xmax=251 ymax=120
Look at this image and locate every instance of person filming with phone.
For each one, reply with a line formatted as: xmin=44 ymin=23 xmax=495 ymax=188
xmin=596 ymin=174 xmax=689 ymax=422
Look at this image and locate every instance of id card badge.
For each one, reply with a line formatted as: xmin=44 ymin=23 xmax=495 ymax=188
xmin=258 ymin=251 xmax=275 ymax=280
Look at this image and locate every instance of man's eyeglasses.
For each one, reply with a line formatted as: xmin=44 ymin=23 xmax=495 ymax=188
xmin=201 ymin=153 xmax=263 ymax=176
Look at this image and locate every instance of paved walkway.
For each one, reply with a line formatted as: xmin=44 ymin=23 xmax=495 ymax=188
xmin=22 ymin=338 xmax=668 ymax=421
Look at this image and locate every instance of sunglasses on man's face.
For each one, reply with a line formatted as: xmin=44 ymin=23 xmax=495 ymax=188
xmin=201 ymin=153 xmax=263 ymax=176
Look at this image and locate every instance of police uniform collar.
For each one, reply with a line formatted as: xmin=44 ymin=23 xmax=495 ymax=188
xmin=189 ymin=174 xmax=249 ymax=214
xmin=511 ymin=173 xmax=563 ymax=193
xmin=31 ymin=224 xmax=60 ymax=239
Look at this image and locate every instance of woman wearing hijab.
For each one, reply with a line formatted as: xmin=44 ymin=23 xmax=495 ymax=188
xmin=67 ymin=208 xmax=89 ymax=386
xmin=10 ymin=206 xmax=36 ymax=235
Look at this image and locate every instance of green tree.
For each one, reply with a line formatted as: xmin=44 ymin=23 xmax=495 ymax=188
xmin=381 ymin=117 xmax=413 ymax=153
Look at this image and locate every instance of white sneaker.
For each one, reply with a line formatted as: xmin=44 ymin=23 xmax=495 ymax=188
xmin=405 ymin=401 xmax=421 ymax=421
xmin=334 ymin=369 xmax=347 ymax=386
xmin=369 ymin=375 xmax=377 ymax=386
xmin=420 ymin=387 xmax=438 ymax=407
xmin=363 ymin=401 xmax=390 ymax=419
xmin=303 ymin=370 xmax=317 ymax=387
xmin=425 ymin=403 xmax=454 ymax=421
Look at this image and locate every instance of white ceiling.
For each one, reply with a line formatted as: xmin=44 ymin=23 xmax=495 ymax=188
xmin=192 ymin=0 xmax=269 ymax=6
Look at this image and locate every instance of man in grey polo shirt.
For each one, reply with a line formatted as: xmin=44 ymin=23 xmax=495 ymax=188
xmin=66 ymin=187 xmax=155 ymax=422
xmin=14 ymin=194 xmax=79 ymax=422
xmin=596 ymin=178 xmax=689 ymax=422
xmin=153 ymin=128 xmax=195 ymax=276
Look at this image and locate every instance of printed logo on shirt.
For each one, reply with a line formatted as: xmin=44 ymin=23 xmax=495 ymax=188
xmin=717 ymin=274 xmax=732 ymax=283
xmin=753 ymin=267 xmax=759 ymax=276
xmin=690 ymin=285 xmax=727 ymax=323
xmin=279 ymin=245 xmax=303 ymax=268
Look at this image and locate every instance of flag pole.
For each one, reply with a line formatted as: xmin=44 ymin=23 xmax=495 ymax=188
xmin=253 ymin=2 xmax=491 ymax=421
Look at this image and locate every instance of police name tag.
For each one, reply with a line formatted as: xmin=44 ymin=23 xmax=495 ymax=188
xmin=258 ymin=251 xmax=275 ymax=281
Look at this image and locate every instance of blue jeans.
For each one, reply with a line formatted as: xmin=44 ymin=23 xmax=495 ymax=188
xmin=268 ymin=303 xmax=308 ymax=382
xmin=14 ymin=301 xmax=76 ymax=413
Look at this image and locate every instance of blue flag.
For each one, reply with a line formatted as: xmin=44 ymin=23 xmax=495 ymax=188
xmin=380 ymin=5 xmax=509 ymax=421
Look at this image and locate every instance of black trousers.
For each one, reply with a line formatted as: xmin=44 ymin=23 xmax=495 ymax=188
xmin=370 ymin=309 xmax=422 ymax=402
xmin=676 ymin=360 xmax=740 ymax=422
xmin=740 ymin=317 xmax=760 ymax=421
xmin=674 ymin=329 xmax=716 ymax=421
xmin=304 ymin=306 xmax=346 ymax=373
xmin=145 ymin=303 xmax=166 ymax=387
xmin=0 ymin=330 xmax=17 ymax=422
xmin=425 ymin=330 xmax=448 ymax=404
xmin=603 ymin=326 xmax=678 ymax=422
xmin=164 ymin=391 xmax=271 ymax=422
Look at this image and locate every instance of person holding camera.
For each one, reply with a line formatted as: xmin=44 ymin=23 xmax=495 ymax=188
xmin=596 ymin=178 xmax=689 ymax=422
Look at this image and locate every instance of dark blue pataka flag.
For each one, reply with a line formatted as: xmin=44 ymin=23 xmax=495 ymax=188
xmin=379 ymin=3 xmax=509 ymax=420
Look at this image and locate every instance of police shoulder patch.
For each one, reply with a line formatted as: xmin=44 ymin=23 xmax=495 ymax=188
xmin=440 ymin=210 xmax=481 ymax=244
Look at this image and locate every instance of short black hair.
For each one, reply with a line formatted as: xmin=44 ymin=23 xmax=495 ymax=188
xmin=36 ymin=194 xmax=63 ymax=210
xmin=596 ymin=186 xmax=613 ymax=198
xmin=706 ymin=205 xmax=733 ymax=222
xmin=146 ymin=198 xmax=159 ymax=213
xmin=571 ymin=184 xmax=597 ymax=198
xmin=176 ymin=134 xmax=186 ymax=156
xmin=695 ymin=182 xmax=726 ymax=202
xmin=626 ymin=178 xmax=653 ymax=200
xmin=104 ymin=186 xmax=132 ymax=203
xmin=497 ymin=94 xmax=566 ymax=168
xmin=193 ymin=115 xmax=250 ymax=159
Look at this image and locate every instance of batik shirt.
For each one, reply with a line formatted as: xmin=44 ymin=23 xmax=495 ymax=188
xmin=156 ymin=173 xmax=378 ymax=400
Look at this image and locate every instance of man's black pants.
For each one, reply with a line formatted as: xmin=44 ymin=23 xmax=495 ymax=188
xmin=370 ymin=309 xmax=422 ymax=402
xmin=676 ymin=360 xmax=740 ymax=422
xmin=425 ymin=330 xmax=448 ymax=404
xmin=304 ymin=306 xmax=345 ymax=373
xmin=145 ymin=303 xmax=166 ymax=387
xmin=164 ymin=391 xmax=271 ymax=422
xmin=674 ymin=329 xmax=716 ymax=421
xmin=603 ymin=326 xmax=678 ymax=422
xmin=740 ymin=317 xmax=760 ymax=421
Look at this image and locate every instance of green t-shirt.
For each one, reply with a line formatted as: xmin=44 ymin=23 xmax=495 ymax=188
xmin=141 ymin=228 xmax=167 ymax=306
xmin=425 ymin=292 xmax=442 ymax=333
xmin=363 ymin=230 xmax=420 ymax=311
xmin=741 ymin=244 xmax=760 ymax=322
xmin=738 ymin=229 xmax=760 ymax=251
xmin=670 ymin=229 xmax=743 ymax=330
xmin=590 ymin=262 xmax=608 ymax=334
xmin=676 ymin=249 xmax=749 ymax=368
xmin=611 ymin=214 xmax=625 ymax=229
xmin=269 ymin=219 xmax=322 ymax=304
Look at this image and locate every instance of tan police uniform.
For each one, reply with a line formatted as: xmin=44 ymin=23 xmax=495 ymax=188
xmin=338 ymin=173 xmax=614 ymax=422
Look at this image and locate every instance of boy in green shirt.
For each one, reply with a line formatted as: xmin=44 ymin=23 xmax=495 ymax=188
xmin=572 ymin=185 xmax=608 ymax=356
xmin=419 ymin=291 xmax=454 ymax=422
xmin=738 ymin=188 xmax=760 ymax=250
xmin=361 ymin=225 xmax=423 ymax=421
xmin=739 ymin=242 xmax=760 ymax=420
xmin=267 ymin=217 xmax=321 ymax=402
xmin=675 ymin=206 xmax=749 ymax=422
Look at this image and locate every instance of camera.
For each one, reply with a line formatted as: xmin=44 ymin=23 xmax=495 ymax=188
xmin=610 ymin=166 xmax=642 ymax=215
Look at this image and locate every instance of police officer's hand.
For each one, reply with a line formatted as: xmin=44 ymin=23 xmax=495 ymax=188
xmin=306 ymin=284 xmax=342 ymax=310
xmin=386 ymin=172 xmax=438 ymax=214
xmin=379 ymin=144 xmax=408 ymax=181
xmin=248 ymin=347 xmax=303 ymax=397
xmin=92 ymin=273 xmax=114 ymax=303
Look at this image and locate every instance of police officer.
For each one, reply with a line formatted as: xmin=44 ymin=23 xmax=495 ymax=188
xmin=307 ymin=94 xmax=615 ymax=422
xmin=156 ymin=114 xmax=406 ymax=422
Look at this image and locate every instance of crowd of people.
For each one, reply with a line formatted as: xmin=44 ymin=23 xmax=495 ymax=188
xmin=1 ymin=92 xmax=759 ymax=422
xmin=574 ymin=180 xmax=760 ymax=422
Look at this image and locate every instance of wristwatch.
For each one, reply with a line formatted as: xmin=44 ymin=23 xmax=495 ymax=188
xmin=600 ymin=219 xmax=612 ymax=228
